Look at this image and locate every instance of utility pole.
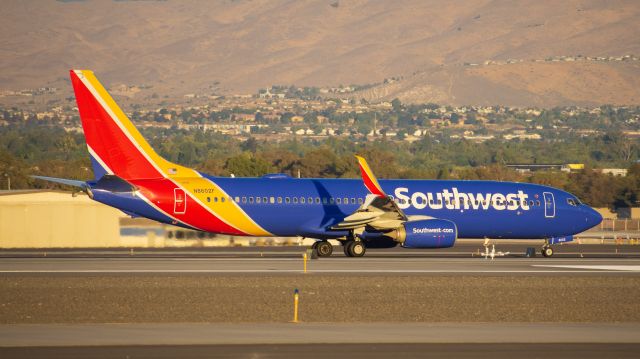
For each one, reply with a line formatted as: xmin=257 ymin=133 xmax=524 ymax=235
xmin=373 ymin=112 xmax=377 ymax=136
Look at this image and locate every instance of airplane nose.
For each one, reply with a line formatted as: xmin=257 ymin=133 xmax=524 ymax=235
xmin=584 ymin=207 xmax=603 ymax=229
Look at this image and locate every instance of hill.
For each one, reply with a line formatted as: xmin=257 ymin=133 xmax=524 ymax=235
xmin=1 ymin=0 xmax=639 ymax=107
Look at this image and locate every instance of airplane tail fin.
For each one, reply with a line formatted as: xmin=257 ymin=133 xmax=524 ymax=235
xmin=70 ymin=70 xmax=195 ymax=181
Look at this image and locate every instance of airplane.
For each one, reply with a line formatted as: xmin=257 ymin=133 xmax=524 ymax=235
xmin=33 ymin=70 xmax=603 ymax=258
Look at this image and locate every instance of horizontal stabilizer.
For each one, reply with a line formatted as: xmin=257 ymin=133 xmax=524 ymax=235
xmin=31 ymin=175 xmax=87 ymax=188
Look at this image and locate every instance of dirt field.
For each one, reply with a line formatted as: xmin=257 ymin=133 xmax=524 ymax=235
xmin=1 ymin=275 xmax=638 ymax=324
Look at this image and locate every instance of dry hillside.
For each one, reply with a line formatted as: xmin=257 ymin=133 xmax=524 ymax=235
xmin=1 ymin=0 xmax=639 ymax=106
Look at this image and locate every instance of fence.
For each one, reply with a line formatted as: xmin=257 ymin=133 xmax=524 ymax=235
xmin=587 ymin=218 xmax=640 ymax=232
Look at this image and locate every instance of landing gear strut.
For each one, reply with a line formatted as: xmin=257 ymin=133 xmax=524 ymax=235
xmin=541 ymin=239 xmax=554 ymax=258
xmin=314 ymin=240 xmax=333 ymax=257
xmin=343 ymin=240 xmax=366 ymax=257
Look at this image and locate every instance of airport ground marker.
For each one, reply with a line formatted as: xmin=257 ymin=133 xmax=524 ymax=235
xmin=291 ymin=288 xmax=300 ymax=323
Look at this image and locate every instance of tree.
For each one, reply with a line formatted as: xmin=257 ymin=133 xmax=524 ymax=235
xmin=391 ymin=98 xmax=402 ymax=112
xmin=241 ymin=137 xmax=259 ymax=153
xmin=224 ymin=153 xmax=273 ymax=177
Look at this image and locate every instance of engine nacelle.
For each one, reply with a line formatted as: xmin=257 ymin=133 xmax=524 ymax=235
xmin=391 ymin=219 xmax=457 ymax=248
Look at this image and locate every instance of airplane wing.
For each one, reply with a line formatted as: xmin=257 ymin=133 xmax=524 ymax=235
xmin=331 ymin=156 xmax=409 ymax=231
xmin=31 ymin=175 xmax=88 ymax=188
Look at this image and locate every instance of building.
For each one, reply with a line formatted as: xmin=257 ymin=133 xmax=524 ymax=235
xmin=0 ymin=190 xmax=295 ymax=248
xmin=598 ymin=168 xmax=628 ymax=177
xmin=506 ymin=163 xmax=584 ymax=173
xmin=0 ymin=190 xmax=121 ymax=248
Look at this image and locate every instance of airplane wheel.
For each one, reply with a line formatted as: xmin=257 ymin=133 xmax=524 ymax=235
xmin=316 ymin=241 xmax=333 ymax=257
xmin=541 ymin=246 xmax=554 ymax=258
xmin=346 ymin=241 xmax=366 ymax=257
xmin=343 ymin=241 xmax=354 ymax=257
xmin=351 ymin=241 xmax=366 ymax=257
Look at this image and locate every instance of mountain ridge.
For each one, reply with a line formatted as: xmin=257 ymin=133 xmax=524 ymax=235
xmin=1 ymin=0 xmax=639 ymax=107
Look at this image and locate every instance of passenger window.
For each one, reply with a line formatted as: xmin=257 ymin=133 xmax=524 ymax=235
xmin=330 ymin=198 xmax=335 ymax=204
xmin=249 ymin=197 xmax=254 ymax=203
xmin=263 ymin=197 xmax=267 ymax=204
xmin=343 ymin=197 xmax=348 ymax=204
xmin=221 ymin=197 xmax=226 ymax=203
xmin=322 ymin=197 xmax=327 ymax=204
xmin=350 ymin=198 xmax=356 ymax=204
xmin=206 ymin=197 xmax=211 ymax=203
xmin=293 ymin=197 xmax=298 ymax=204
xmin=285 ymin=197 xmax=290 ymax=204
xmin=277 ymin=197 xmax=283 ymax=204
xmin=270 ymin=197 xmax=275 ymax=204
xmin=234 ymin=197 xmax=239 ymax=203
xmin=301 ymin=197 xmax=305 ymax=204
xmin=214 ymin=197 xmax=218 ymax=203
xmin=336 ymin=198 xmax=342 ymax=204
xmin=256 ymin=197 xmax=262 ymax=204
xmin=308 ymin=197 xmax=313 ymax=204
xmin=242 ymin=197 xmax=247 ymax=203
xmin=315 ymin=197 xmax=320 ymax=204
xmin=529 ymin=200 xmax=533 ymax=206
xmin=358 ymin=198 xmax=363 ymax=204
xmin=536 ymin=200 xmax=541 ymax=206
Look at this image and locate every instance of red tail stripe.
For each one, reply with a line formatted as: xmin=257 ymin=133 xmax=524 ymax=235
xmin=71 ymin=71 xmax=162 ymax=180
xmin=360 ymin=168 xmax=385 ymax=197
xmin=131 ymin=179 xmax=245 ymax=235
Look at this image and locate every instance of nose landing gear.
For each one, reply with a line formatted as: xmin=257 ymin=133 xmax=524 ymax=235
xmin=541 ymin=239 xmax=554 ymax=257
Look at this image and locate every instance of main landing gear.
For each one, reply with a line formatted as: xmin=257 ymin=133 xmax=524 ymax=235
xmin=310 ymin=239 xmax=367 ymax=257
xmin=312 ymin=240 xmax=334 ymax=257
xmin=343 ymin=240 xmax=366 ymax=257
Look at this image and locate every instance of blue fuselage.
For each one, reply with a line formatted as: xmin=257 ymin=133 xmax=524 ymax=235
xmin=195 ymin=175 xmax=602 ymax=239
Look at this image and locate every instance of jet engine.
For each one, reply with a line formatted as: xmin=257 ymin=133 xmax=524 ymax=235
xmin=385 ymin=219 xmax=457 ymax=248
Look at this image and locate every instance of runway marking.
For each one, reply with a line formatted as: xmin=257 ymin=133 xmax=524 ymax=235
xmin=534 ymin=265 xmax=640 ymax=271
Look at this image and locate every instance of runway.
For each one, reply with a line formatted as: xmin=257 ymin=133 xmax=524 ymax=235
xmin=1 ymin=323 xmax=639 ymax=358
xmin=1 ymin=256 xmax=640 ymax=276
xmin=1 ymin=322 xmax=640 ymax=346
xmin=0 ymin=242 xmax=639 ymax=275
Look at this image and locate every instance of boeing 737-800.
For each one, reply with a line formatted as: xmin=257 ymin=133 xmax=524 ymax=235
xmin=34 ymin=70 xmax=603 ymax=257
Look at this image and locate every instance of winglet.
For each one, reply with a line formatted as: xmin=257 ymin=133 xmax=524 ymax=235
xmin=355 ymin=155 xmax=386 ymax=197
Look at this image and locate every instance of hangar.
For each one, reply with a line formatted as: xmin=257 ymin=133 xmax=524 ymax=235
xmin=0 ymin=190 xmax=299 ymax=248
xmin=0 ymin=190 xmax=121 ymax=248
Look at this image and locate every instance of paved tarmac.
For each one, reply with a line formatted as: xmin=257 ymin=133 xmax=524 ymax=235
xmin=3 ymin=343 xmax=639 ymax=359
xmin=2 ymin=242 xmax=639 ymax=259
xmin=1 ymin=256 xmax=640 ymax=276
xmin=1 ymin=323 xmax=639 ymax=346
xmin=1 ymin=323 xmax=639 ymax=358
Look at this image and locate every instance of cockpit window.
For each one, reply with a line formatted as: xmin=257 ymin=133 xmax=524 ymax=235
xmin=567 ymin=198 xmax=577 ymax=206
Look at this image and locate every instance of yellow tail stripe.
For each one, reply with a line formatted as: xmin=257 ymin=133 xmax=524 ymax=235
xmin=355 ymin=155 xmax=385 ymax=195
xmin=174 ymin=177 xmax=272 ymax=236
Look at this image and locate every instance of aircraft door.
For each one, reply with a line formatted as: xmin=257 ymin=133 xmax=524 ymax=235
xmin=174 ymin=188 xmax=186 ymax=214
xmin=543 ymin=192 xmax=555 ymax=218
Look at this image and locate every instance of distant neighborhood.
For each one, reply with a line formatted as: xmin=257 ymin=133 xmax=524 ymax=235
xmin=2 ymin=87 xmax=639 ymax=148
